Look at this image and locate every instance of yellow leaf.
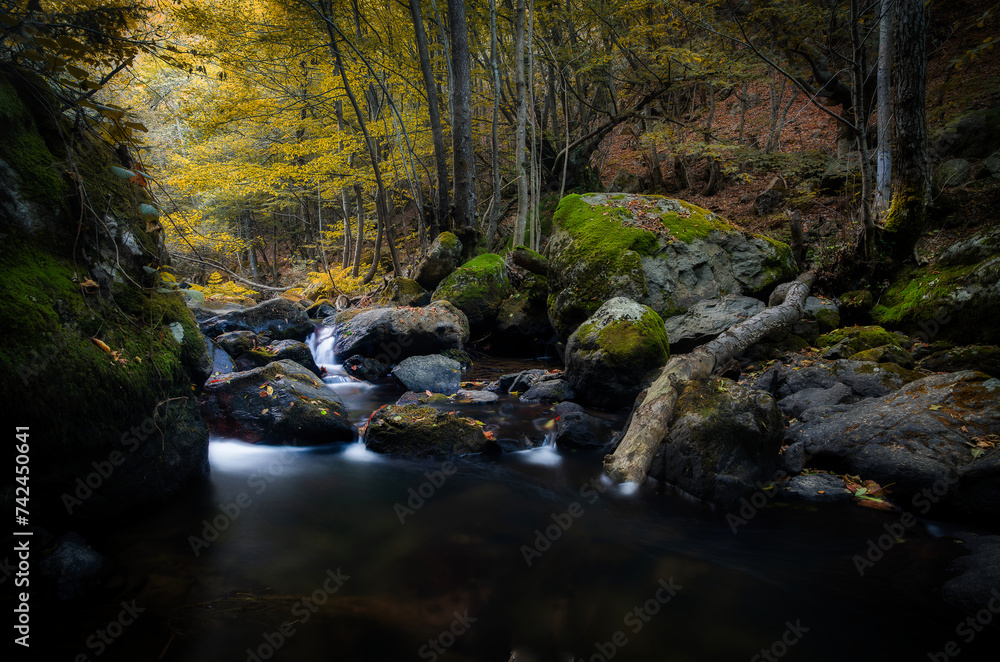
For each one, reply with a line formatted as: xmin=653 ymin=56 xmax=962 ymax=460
xmin=92 ymin=338 xmax=111 ymax=353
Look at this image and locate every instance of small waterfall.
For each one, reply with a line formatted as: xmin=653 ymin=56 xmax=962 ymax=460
xmin=304 ymin=325 xmax=368 ymax=389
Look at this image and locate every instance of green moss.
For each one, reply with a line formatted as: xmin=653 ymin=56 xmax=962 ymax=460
xmin=0 ymin=76 xmax=68 ymax=206
xmin=659 ymin=200 xmax=733 ymax=243
xmin=850 ymin=344 xmax=915 ymax=369
xmin=575 ymin=308 xmax=669 ymax=371
xmin=816 ymin=325 xmax=901 ymax=350
xmin=814 ymin=308 xmax=841 ymax=331
xmin=872 ymin=263 xmax=979 ymax=326
xmin=437 ymin=231 xmax=459 ymax=251
xmin=432 ymin=253 xmax=513 ymax=330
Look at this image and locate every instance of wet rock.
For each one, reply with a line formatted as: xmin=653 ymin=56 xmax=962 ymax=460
xmin=37 ymin=533 xmax=111 ymax=602
xmin=941 ymin=533 xmax=1000 ymax=614
xmin=664 ymin=295 xmax=765 ymax=352
xmin=520 ymin=376 xmax=576 ymax=404
xmin=391 ymin=355 xmax=462 ymax=395
xmin=777 ymin=383 xmax=853 ymax=419
xmin=204 ymin=332 xmax=235 ymax=375
xmin=919 ymin=345 xmax=1000 ymax=378
xmin=776 ymin=473 xmax=853 ymax=503
xmin=233 ymin=339 xmax=322 ymax=376
xmin=756 ymin=358 xmax=921 ymax=401
xmin=328 ymin=300 xmax=469 ymax=362
xmin=343 ymin=354 xmax=390 ymax=382
xmin=200 ymin=360 xmax=353 ymax=445
xmin=784 ymin=372 xmax=1000 ymax=516
xmin=655 ymin=377 xmax=785 ymax=509
xmin=504 ymin=369 xmax=548 ymax=394
xmin=200 ymin=297 xmax=314 ymax=341
xmin=363 ymin=404 xmax=491 ymax=458
xmin=553 ymin=402 xmax=604 ymax=449
xmin=413 ymin=231 xmax=463 ymax=290
xmin=565 ymin=297 xmax=669 ymax=409
xmin=215 ymin=330 xmax=265 ymax=358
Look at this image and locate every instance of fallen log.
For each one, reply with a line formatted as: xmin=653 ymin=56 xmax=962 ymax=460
xmin=603 ymin=272 xmax=816 ymax=484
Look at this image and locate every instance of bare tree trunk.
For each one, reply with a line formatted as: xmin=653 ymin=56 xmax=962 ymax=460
xmin=486 ymin=0 xmax=502 ymax=248
xmin=604 ymin=273 xmax=815 ymax=484
xmin=447 ymin=0 xmax=477 ymax=251
xmin=409 ymin=0 xmax=448 ymax=236
xmin=341 ymin=187 xmax=352 ymax=270
xmin=514 ymin=0 xmax=529 ymax=247
xmin=875 ymin=0 xmax=893 ymax=215
xmin=351 ymin=184 xmax=365 ymax=277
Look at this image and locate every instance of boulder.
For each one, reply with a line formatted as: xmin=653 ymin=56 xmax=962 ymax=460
xmin=777 ymin=383 xmax=854 ymax=419
xmin=37 ymin=532 xmax=111 ymax=602
xmin=775 ymin=473 xmax=853 ymax=504
xmin=232 ymin=338 xmax=322 ymax=376
xmin=849 ymin=344 xmax=915 ymax=369
xmin=432 ymin=253 xmax=514 ymax=334
xmin=412 ymin=231 xmax=463 ymax=290
xmin=789 ymin=296 xmax=841 ymax=343
xmin=215 ymin=330 xmax=265 ymax=357
xmin=391 ymin=355 xmax=463 ymax=395
xmin=983 ymin=150 xmax=1000 ymax=178
xmin=519 ymin=376 xmax=576 ymax=404
xmin=654 ymin=377 xmax=785 ymax=508
xmin=363 ymin=404 xmax=491 ymax=458
xmin=941 ymin=533 xmax=1000 ymax=615
xmin=816 ymin=325 xmax=901 ymax=358
xmin=492 ymin=273 xmax=554 ymax=355
xmin=200 ymin=298 xmax=314 ymax=341
xmin=784 ymin=372 xmax=1000 ymax=516
xmin=565 ymin=297 xmax=670 ymax=409
xmin=200 ymin=360 xmax=354 ymax=445
xmin=919 ymin=345 xmax=1000 ymax=378
xmin=936 ymin=158 xmax=972 ymax=189
xmin=553 ymin=401 xmax=605 ymax=449
xmin=873 ymin=229 xmax=1000 ymax=345
xmin=933 ymin=107 xmax=1000 ymax=159
xmin=376 ymin=277 xmax=430 ymax=308
xmin=545 ymin=193 xmax=796 ymax=340
xmin=204 ymin=332 xmax=235 ymax=375
xmin=755 ymin=358 xmax=922 ymax=401
xmin=837 ymin=290 xmax=873 ymax=326
xmin=342 ymin=354 xmax=390 ymax=382
xmin=663 ymin=295 xmax=765 ymax=352
xmin=328 ymin=300 xmax=469 ymax=362
xmin=510 ymin=245 xmax=549 ymax=276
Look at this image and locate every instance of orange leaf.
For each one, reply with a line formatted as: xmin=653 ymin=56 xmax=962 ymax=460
xmin=91 ymin=338 xmax=111 ymax=353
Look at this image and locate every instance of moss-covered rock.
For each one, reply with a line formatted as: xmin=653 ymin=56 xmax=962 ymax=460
xmin=431 ymin=253 xmax=514 ymax=334
xmin=0 ymin=75 xmax=209 ymax=524
xmin=375 ymin=277 xmax=430 ymax=308
xmin=545 ymin=193 xmax=796 ymax=340
xmin=492 ymin=274 xmax=554 ymax=355
xmin=413 ymin=231 xmax=463 ymax=290
xmin=838 ymin=290 xmax=874 ymax=326
xmin=816 ymin=325 xmax=901 ymax=358
xmin=919 ymin=345 xmax=1000 ymax=378
xmin=565 ymin=297 xmax=669 ymax=409
xmin=363 ymin=404 xmax=491 ymax=458
xmin=849 ymin=344 xmax=915 ymax=369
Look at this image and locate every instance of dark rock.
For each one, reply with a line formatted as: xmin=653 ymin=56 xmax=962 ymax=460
xmin=363 ymin=404 xmax=491 ymax=458
xmin=776 ymin=473 xmax=853 ymax=503
xmin=520 ymin=377 xmax=576 ymax=404
xmin=413 ymin=231 xmax=463 ymax=290
xmin=37 ymin=533 xmax=111 ymax=602
xmin=451 ymin=389 xmax=500 ymax=404
xmin=777 ymin=383 xmax=853 ymax=419
xmin=936 ymin=158 xmax=972 ymax=189
xmin=214 ymin=330 xmax=266 ymax=357
xmin=837 ymin=290 xmax=874 ymax=326
xmin=328 ymin=300 xmax=469 ymax=362
xmin=933 ymin=107 xmax=1000 ymax=159
xmin=664 ymin=295 xmax=765 ymax=352
xmin=941 ymin=533 xmax=1000 ymax=614
xmin=492 ymin=274 xmax=554 ymax=355
xmin=956 ymin=451 xmax=1000 ymax=519
xmin=391 ymin=355 xmax=462 ymax=394
xmin=784 ymin=372 xmax=1000 ymax=516
xmin=343 ymin=354 xmax=390 ymax=382
xmin=200 ymin=298 xmax=314 ymax=341
xmin=553 ymin=401 xmax=604 ymax=449
xmin=505 ymin=369 xmax=547 ymax=394
xmin=305 ymin=299 xmax=338 ymax=319
xmin=817 ymin=325 xmax=902 ymax=358
xmin=919 ymin=345 xmax=1000 ymax=378
xmin=234 ymin=339 xmax=322 ymax=376
xmin=200 ymin=360 xmax=354 ymax=445
xmin=510 ymin=245 xmax=549 ymax=276
xmin=767 ymin=359 xmax=920 ymax=401
xmin=753 ymin=188 xmax=785 ymax=215
xmin=565 ymin=297 xmax=669 ymax=409
xmin=204 ymin=332 xmax=235 ymax=375
xmin=656 ymin=377 xmax=785 ymax=508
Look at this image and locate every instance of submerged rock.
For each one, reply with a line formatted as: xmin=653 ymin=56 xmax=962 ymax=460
xmin=776 ymin=473 xmax=853 ymax=504
xmin=364 ymin=404 xmax=491 ymax=458
xmin=200 ymin=297 xmax=314 ymax=341
xmin=520 ymin=376 xmax=576 ymax=404
xmin=200 ymin=359 xmax=353 ymax=445
xmin=565 ymin=297 xmax=669 ymax=409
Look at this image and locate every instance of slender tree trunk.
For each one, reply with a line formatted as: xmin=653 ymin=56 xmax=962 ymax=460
xmin=409 ymin=0 xmax=448 ymax=237
xmin=882 ymin=0 xmax=929 ymax=259
xmin=447 ymin=0 xmax=477 ymax=252
xmin=351 ymin=184 xmax=365 ymax=277
xmin=486 ymin=0 xmax=502 ymax=248
xmin=875 ymin=0 xmax=893 ymax=215
xmin=341 ymin=187 xmax=352 ymax=270
xmin=514 ymin=0 xmax=529 ymax=247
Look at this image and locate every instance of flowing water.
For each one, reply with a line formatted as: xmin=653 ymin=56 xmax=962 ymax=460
xmin=31 ymin=327 xmax=997 ymax=661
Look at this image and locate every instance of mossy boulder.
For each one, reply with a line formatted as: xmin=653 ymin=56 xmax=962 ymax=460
xmin=329 ymin=300 xmax=469 ymax=363
xmin=200 ymin=297 xmax=314 ymax=341
xmin=816 ymin=325 xmax=901 ymax=358
xmin=849 ymin=344 xmax=915 ymax=369
xmin=510 ymin=245 xmax=549 ymax=275
xmin=363 ymin=404 xmax=491 ymax=458
xmin=412 ymin=231 xmax=462 ymax=290
xmin=837 ymin=290 xmax=874 ymax=326
xmin=200 ymin=360 xmax=353 ymax=445
xmin=545 ymin=193 xmax=796 ymax=340
xmin=919 ymin=345 xmax=1000 ymax=378
xmin=375 ymin=277 xmax=430 ymax=308
xmin=0 ymin=75 xmax=210 ymax=524
xmin=431 ymin=253 xmax=514 ymax=334
xmin=565 ymin=297 xmax=670 ymax=409
xmin=652 ymin=377 xmax=785 ymax=509
xmin=492 ymin=274 xmax=554 ymax=355
xmin=872 ymin=230 xmax=1000 ymax=344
